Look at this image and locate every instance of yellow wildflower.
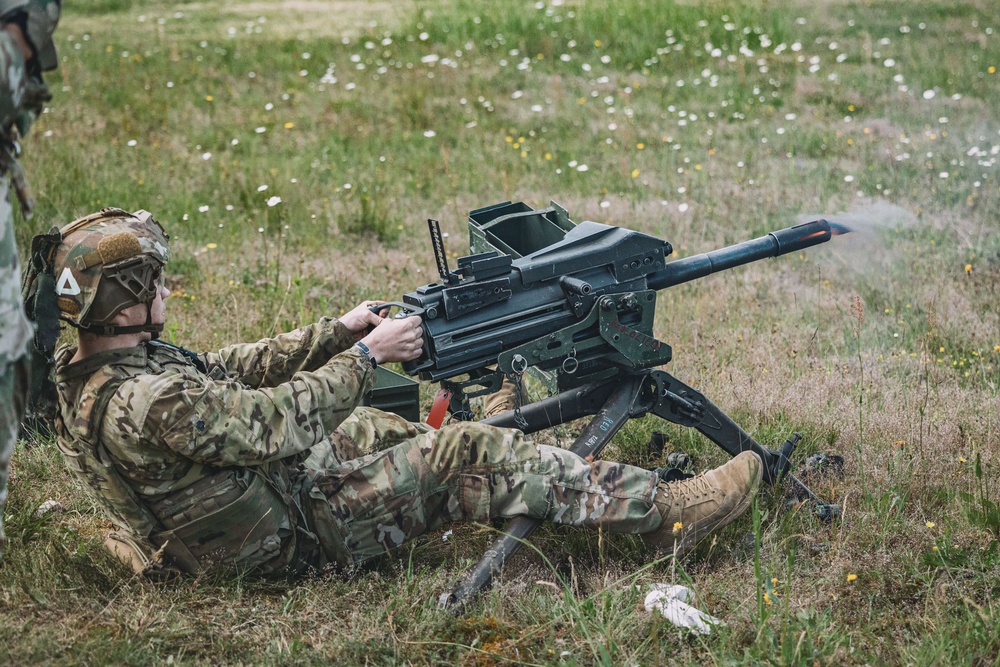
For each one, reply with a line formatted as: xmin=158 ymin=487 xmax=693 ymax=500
xmin=672 ymin=521 xmax=683 ymax=535
xmin=965 ymin=264 xmax=972 ymax=273
xmin=925 ymin=521 xmax=935 ymax=529
xmin=205 ymin=95 xmax=214 ymax=102
xmin=631 ymin=169 xmax=640 ymax=178
xmin=284 ymin=122 xmax=294 ymax=129
xmin=846 ymin=573 xmax=857 ymax=582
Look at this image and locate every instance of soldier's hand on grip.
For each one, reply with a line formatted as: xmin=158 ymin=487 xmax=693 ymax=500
xmin=359 ymin=315 xmax=423 ymax=364
xmin=340 ymin=300 xmax=388 ymax=339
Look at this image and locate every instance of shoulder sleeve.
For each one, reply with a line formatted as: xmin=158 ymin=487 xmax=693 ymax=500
xmin=0 ymin=33 xmax=27 ymax=134
xmin=103 ymin=345 xmax=377 ymax=468
xmin=200 ymin=317 xmax=357 ymax=388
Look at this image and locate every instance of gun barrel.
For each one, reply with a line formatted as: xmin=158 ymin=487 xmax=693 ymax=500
xmin=648 ymin=219 xmax=833 ymax=291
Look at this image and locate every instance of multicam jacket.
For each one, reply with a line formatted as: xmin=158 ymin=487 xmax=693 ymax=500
xmin=54 ymin=318 xmax=376 ymax=574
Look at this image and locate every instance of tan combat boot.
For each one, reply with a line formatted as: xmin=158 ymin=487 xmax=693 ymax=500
xmin=482 ymin=376 xmax=525 ymax=419
xmin=644 ymin=450 xmax=762 ymax=559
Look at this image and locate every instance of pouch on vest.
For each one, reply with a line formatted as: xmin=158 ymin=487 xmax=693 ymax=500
xmin=151 ymin=469 xmax=290 ymax=574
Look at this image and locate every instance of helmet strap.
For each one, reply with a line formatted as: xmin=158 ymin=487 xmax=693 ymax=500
xmin=74 ymin=300 xmax=163 ymax=337
xmin=75 ymin=321 xmax=164 ymax=337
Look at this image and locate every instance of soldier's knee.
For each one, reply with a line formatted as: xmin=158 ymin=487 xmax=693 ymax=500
xmin=424 ymin=422 xmax=536 ymax=473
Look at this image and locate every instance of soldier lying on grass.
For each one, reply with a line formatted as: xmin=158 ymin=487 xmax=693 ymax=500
xmin=40 ymin=208 xmax=761 ymax=578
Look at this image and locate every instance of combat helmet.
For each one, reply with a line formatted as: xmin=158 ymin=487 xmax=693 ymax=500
xmin=47 ymin=208 xmax=170 ymax=336
xmin=0 ymin=0 xmax=60 ymax=71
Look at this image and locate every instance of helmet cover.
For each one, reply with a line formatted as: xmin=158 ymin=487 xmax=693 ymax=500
xmin=51 ymin=208 xmax=169 ymax=331
xmin=0 ymin=0 xmax=60 ymax=71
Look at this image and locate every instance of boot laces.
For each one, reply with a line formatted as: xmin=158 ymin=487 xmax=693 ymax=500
xmin=668 ymin=473 xmax=717 ymax=502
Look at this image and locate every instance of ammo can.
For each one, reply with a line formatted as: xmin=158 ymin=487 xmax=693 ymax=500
xmin=363 ymin=366 xmax=421 ymax=422
xmin=468 ymin=200 xmax=576 ymax=258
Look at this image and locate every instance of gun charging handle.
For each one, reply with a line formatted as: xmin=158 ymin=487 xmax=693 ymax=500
xmin=368 ymin=302 xmax=425 ymax=318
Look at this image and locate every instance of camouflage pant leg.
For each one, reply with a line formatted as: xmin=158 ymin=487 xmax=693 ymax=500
xmin=0 ymin=356 xmax=29 ymax=562
xmin=307 ymin=420 xmax=661 ymax=565
xmin=1 ymin=174 xmax=33 ymax=564
xmin=300 ymin=406 xmax=435 ymax=472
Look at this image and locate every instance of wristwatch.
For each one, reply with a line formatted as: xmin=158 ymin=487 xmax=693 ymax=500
xmin=354 ymin=341 xmax=377 ymax=369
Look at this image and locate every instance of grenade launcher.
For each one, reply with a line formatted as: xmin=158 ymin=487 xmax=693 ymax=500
xmin=375 ymin=200 xmax=848 ymax=611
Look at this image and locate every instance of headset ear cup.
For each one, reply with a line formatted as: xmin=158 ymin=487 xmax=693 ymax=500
xmin=45 ymin=208 xmax=170 ymax=333
xmin=85 ymin=278 xmax=135 ymax=326
xmin=87 ymin=255 xmax=163 ymax=326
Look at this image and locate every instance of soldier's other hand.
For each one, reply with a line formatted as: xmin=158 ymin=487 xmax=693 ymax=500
xmin=360 ymin=315 xmax=423 ymax=363
xmin=340 ymin=300 xmax=388 ymax=339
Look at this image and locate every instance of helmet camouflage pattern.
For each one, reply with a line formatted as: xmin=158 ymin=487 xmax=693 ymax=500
xmin=0 ymin=0 xmax=60 ymax=71
xmin=51 ymin=208 xmax=169 ymax=332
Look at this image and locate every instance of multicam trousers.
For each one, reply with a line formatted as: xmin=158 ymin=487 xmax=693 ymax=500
xmin=0 ymin=357 xmax=28 ymax=562
xmin=1 ymin=173 xmax=34 ymax=564
xmin=300 ymin=407 xmax=662 ymax=566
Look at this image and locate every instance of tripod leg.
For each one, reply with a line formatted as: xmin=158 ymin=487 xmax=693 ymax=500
xmin=648 ymin=371 xmax=787 ymax=483
xmin=648 ymin=371 xmax=839 ymax=519
xmin=443 ymin=374 xmax=651 ymax=613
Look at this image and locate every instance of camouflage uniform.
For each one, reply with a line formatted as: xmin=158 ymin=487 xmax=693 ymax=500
xmin=54 ymin=318 xmax=664 ymax=575
xmin=0 ymin=173 xmax=30 ymax=562
xmin=0 ymin=0 xmax=61 ymax=564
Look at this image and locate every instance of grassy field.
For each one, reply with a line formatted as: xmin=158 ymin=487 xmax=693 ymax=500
xmin=4 ymin=0 xmax=1000 ymax=664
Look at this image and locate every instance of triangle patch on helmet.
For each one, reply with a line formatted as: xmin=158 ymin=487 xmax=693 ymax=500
xmin=55 ymin=267 xmax=81 ymax=296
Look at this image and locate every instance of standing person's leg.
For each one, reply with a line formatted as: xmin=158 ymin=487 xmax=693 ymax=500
xmin=0 ymin=174 xmax=33 ymax=565
xmin=305 ymin=420 xmax=761 ymax=566
xmin=0 ymin=358 xmax=28 ymax=563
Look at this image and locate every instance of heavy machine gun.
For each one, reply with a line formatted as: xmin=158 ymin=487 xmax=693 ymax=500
xmin=376 ymin=201 xmax=847 ymax=612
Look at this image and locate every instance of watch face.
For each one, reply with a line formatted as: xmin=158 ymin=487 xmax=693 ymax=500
xmin=356 ymin=342 xmax=376 ymax=367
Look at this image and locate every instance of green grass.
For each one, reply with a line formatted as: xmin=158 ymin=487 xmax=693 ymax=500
xmin=4 ymin=0 xmax=1000 ymax=664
